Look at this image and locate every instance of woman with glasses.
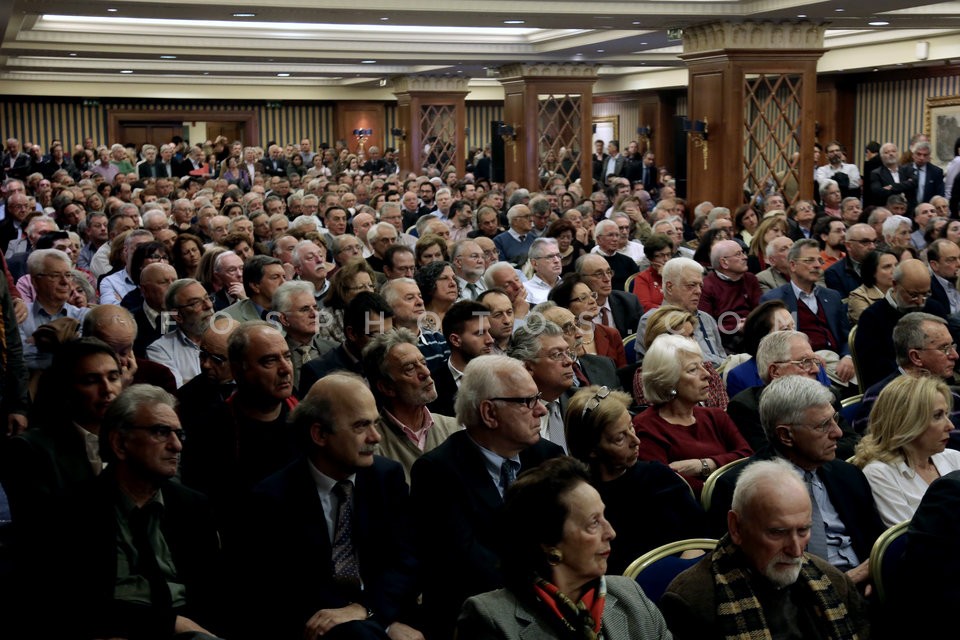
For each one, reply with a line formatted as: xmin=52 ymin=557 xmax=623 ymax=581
xmin=317 ymin=258 xmax=378 ymax=343
xmin=415 ymin=260 xmax=460 ymax=330
xmin=853 ymin=375 xmax=960 ymax=527
xmin=548 ymin=274 xmax=626 ymax=368
xmin=633 ymin=334 xmax=752 ymax=496
xmin=847 ymin=249 xmax=899 ymax=325
xmin=565 ymin=385 xmax=708 ymax=574
xmin=631 ymin=233 xmax=672 ymax=311
xmin=117 ymin=241 xmax=172 ymax=311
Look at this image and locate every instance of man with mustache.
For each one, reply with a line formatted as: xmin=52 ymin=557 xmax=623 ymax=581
xmin=146 ymin=278 xmax=212 ymax=388
xmin=661 ymin=457 xmax=869 ymax=639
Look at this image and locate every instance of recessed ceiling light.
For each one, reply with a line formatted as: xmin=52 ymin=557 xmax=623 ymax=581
xmin=835 ymin=8 xmax=845 ymax=12
xmin=632 ymin=21 xmax=641 ymax=25
xmin=380 ymin=17 xmax=389 ymax=21
xmin=107 ymin=8 xmax=118 ymax=12
xmin=361 ymin=60 xmax=377 ymax=64
xmin=232 ymin=13 xmax=256 ymax=17
xmin=68 ymin=52 xmax=77 ymax=56
xmin=596 ymin=49 xmax=605 ymax=53
xmin=503 ymin=20 xmax=525 ymax=25
xmin=120 ymin=70 xmax=133 ymax=74
xmin=869 ymin=20 xmax=889 ymax=26
xmin=277 ymin=73 xmax=290 ymax=77
xmin=797 ymin=14 xmax=807 ymax=18
xmin=160 ymin=55 xmax=177 ymax=59
xmin=202 ymin=72 xmax=210 ymax=75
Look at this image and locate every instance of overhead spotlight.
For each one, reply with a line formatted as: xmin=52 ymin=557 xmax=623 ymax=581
xmin=379 ymin=78 xmax=387 ymax=87
xmin=232 ymin=13 xmax=256 ymax=17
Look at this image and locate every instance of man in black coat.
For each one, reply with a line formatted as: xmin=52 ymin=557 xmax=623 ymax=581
xmin=577 ymin=253 xmax=642 ymax=338
xmin=410 ymin=355 xmax=564 ymax=639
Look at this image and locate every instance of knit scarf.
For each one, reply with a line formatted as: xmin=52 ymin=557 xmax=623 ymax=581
xmin=532 ymin=574 xmax=606 ymax=640
xmin=711 ymin=533 xmax=859 ymax=640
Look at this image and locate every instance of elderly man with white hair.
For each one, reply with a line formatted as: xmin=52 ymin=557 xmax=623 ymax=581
xmin=492 ymin=204 xmax=536 ymax=263
xmin=592 ymin=219 xmax=639 ymax=291
xmin=523 ymin=237 xmax=563 ymax=304
xmin=881 ymin=213 xmax=912 ymax=253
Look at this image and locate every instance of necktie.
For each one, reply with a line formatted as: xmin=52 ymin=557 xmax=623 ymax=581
xmin=331 ymin=481 xmax=362 ymax=591
xmin=499 ymin=459 xmax=519 ymax=496
xmin=546 ymin=401 xmax=567 ymax=452
xmin=518 ymin=235 xmax=526 ymax=243
xmin=600 ymin=307 xmax=612 ymax=327
xmin=466 ymin=282 xmax=479 ymax=299
xmin=298 ymin=344 xmax=317 ymax=364
xmin=804 ymin=471 xmax=829 ymax=559
xmin=572 ymin=361 xmax=590 ymax=387
xmin=642 ymin=166 xmax=649 ymax=185
xmin=129 ymin=504 xmax=172 ymax=610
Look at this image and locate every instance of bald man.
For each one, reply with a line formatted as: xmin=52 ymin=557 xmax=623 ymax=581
xmin=82 ymin=304 xmax=177 ymax=393
xmin=133 ymin=262 xmax=178 ymax=357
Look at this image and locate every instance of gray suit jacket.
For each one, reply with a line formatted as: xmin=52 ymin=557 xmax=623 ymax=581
xmin=221 ymin=297 xmax=263 ymax=322
xmin=457 ymin=575 xmax=671 ymax=640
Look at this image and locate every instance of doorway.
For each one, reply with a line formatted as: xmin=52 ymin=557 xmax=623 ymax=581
xmin=206 ymin=121 xmax=245 ymax=144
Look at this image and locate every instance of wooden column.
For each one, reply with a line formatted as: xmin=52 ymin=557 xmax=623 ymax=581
xmin=392 ymin=76 xmax=470 ymax=177
xmin=681 ymin=22 xmax=825 ymax=209
xmin=497 ymin=63 xmax=598 ymax=192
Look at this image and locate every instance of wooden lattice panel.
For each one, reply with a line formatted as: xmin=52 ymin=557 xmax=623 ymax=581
xmin=419 ymin=104 xmax=457 ymax=173
xmin=742 ymin=74 xmax=803 ymax=205
xmin=537 ymin=93 xmax=582 ymax=186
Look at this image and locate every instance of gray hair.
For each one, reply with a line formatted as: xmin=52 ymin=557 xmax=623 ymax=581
xmin=706 ymin=207 xmax=730 ymax=224
xmin=163 ymin=277 xmax=201 ymax=311
xmin=731 ymin=458 xmax=806 ymax=517
xmin=483 ymin=261 xmax=517 ymax=290
xmin=273 ymin=280 xmax=315 ymax=314
xmin=290 ymin=215 xmax=319 ymax=231
xmin=379 ymin=277 xmax=418 ymax=307
xmin=787 ymin=238 xmax=819 ymax=262
xmin=660 ymin=257 xmax=702 ymax=287
xmin=99 ymin=384 xmax=178 ymax=462
xmin=506 ymin=203 xmax=530 ymax=223
xmin=27 ymin=248 xmax=71 ymax=276
xmin=756 ymin=330 xmax=808 ymax=384
xmin=528 ymin=237 xmax=558 ymax=260
xmin=368 ymin=222 xmax=396 ymax=245
xmin=882 ymin=214 xmax=911 ymax=240
xmin=326 ymin=233 xmax=357 ymax=255
xmin=759 ymin=375 xmax=834 ymax=443
xmin=818 ymin=178 xmax=839 ymax=199
xmin=641 ymin=334 xmax=703 ymax=404
xmin=594 ymin=219 xmax=618 ymax=241
xmin=456 ymin=354 xmax=526 ymax=428
xmin=893 ymin=312 xmax=947 ymax=366
xmin=507 ymin=320 xmax=564 ymax=363
xmin=25 ymin=215 xmax=57 ymax=236
xmin=361 ymin=327 xmax=419 ymax=394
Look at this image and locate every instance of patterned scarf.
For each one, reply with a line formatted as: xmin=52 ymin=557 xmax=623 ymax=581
xmin=532 ymin=574 xmax=606 ymax=640
xmin=711 ymin=533 xmax=859 ymax=640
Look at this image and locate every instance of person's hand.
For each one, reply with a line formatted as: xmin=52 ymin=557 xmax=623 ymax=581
xmin=6 ymin=413 xmax=27 ymax=436
xmin=303 ymin=603 xmax=366 ymax=638
xmin=282 ymin=262 xmax=296 ymax=281
xmin=387 ymin=622 xmax=425 ymax=640
xmin=173 ymin=615 xmax=215 ymax=635
xmin=119 ymin=354 xmax=138 ymax=388
xmin=13 ymin=297 xmax=27 ymax=324
xmin=835 ymin=356 xmax=855 ymax=383
xmin=227 ymin=281 xmax=247 ymax=300
xmin=669 ymin=458 xmax=711 ymax=477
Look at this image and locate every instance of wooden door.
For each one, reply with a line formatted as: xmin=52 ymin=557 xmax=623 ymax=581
xmin=207 ymin=122 xmax=245 ymax=144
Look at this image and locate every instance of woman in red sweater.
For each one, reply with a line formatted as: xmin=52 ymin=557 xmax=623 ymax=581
xmin=632 ymin=233 xmax=673 ymax=311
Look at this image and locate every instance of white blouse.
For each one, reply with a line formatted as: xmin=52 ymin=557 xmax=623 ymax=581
xmin=862 ymin=448 xmax=960 ymax=527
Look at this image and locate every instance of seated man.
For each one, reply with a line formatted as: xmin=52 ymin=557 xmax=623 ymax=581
xmin=239 ymin=373 xmax=422 ymax=640
xmin=661 ymin=458 xmax=870 ymax=639
xmin=428 ymin=299 xmax=495 ymax=417
xmin=221 ymin=255 xmax=286 ymax=322
xmin=146 ymin=278 xmax=212 ymax=388
xmin=699 ymin=240 xmax=761 ymax=352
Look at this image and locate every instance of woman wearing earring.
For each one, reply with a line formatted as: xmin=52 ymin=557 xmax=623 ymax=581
xmin=457 ymin=457 xmax=672 ymax=640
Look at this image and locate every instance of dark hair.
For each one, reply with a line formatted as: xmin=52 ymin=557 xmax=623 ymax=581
xmin=441 ymin=299 xmax=489 ymax=340
xmin=383 ymin=243 xmax=414 ymax=269
xmin=740 ymin=299 xmax=789 ymax=357
xmin=547 ymin=272 xmax=589 ymax=309
xmin=415 ymin=260 xmax=456 ymax=306
xmin=171 ymin=232 xmax=204 ymax=278
xmin=643 ymin=233 xmax=673 ymax=260
xmin=861 ymin=249 xmax=899 ymax=288
xmin=734 ymin=204 xmax=757 ymax=233
xmin=242 ymin=254 xmax=282 ymax=296
xmin=543 ymin=218 xmax=576 ymax=241
xmin=129 ymin=241 xmax=171 ymax=285
xmin=343 ymin=291 xmax=393 ymax=335
xmin=692 ymin=227 xmax=729 ymax=266
xmin=31 ymin=338 xmax=120 ymax=425
xmin=500 ymin=457 xmax=591 ymax=589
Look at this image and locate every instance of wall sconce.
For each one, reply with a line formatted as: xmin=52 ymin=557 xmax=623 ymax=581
xmin=636 ymin=125 xmax=653 ymax=151
xmin=495 ymin=122 xmax=518 ymax=162
xmin=391 ymin=127 xmax=406 ymax=155
xmin=683 ymin=118 xmax=709 ymax=171
xmin=353 ymin=128 xmax=373 ymax=154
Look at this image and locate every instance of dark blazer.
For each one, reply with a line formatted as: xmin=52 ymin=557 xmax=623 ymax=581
xmin=577 ymin=353 xmax=621 ymax=389
xmin=21 ymin=470 xmax=223 ymax=639
xmin=133 ymin=306 xmax=161 ymax=358
xmin=458 ymin=575 xmax=671 ymax=640
xmin=868 ymin=165 xmax=916 ymax=208
xmin=760 ymin=284 xmax=850 ymax=357
xmin=591 ymin=152 xmax=610 ymax=183
xmin=854 ymin=298 xmax=916 ymax=389
xmin=427 ymin=359 xmax=458 ymax=418
xmin=298 ymin=344 xmax=363 ymax=398
xmin=258 ymin=157 xmax=288 ymax=178
xmin=1 ymin=151 xmax=31 ymax=180
xmin=238 ymin=456 xmax=419 ymax=640
xmin=599 ymin=154 xmax=625 ymax=181
xmin=39 ymin=157 xmax=79 ymax=181
xmin=928 ymin=272 xmax=953 ymax=318
xmin=705 ymin=446 xmax=885 ymax=562
xmin=410 ymin=430 xmax=564 ymax=639
xmin=823 ymin=255 xmax=862 ymax=299
xmin=601 ymin=252 xmax=640 ymax=293
xmin=607 ymin=289 xmax=643 ymax=338
xmin=907 ymin=162 xmax=945 ymax=210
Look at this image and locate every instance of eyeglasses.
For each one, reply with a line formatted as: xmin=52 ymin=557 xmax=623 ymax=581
xmin=126 ymin=425 xmax=187 ymax=442
xmin=534 ymin=252 xmax=562 ymax=261
xmin=582 ymin=386 xmax=611 ymax=418
xmin=177 ymin=293 xmax=214 ymax=310
xmin=796 ymin=257 xmax=825 ymax=266
xmin=35 ymin=271 xmax=71 ymax=281
xmin=199 ymin=349 xmax=227 ymax=365
xmin=540 ymin=349 xmax=577 ymax=363
xmin=921 ymin=343 xmax=958 ymax=356
xmin=724 ymin=250 xmax=747 ymax=259
xmin=791 ymin=412 xmax=840 ymax=434
xmin=585 ymin=269 xmax=614 ymax=279
xmin=490 ymin=392 xmax=543 ymax=410
xmin=775 ymin=357 xmax=819 ymax=371
xmin=572 ymin=291 xmax=599 ymax=304
xmin=901 ymin=288 xmax=931 ymax=302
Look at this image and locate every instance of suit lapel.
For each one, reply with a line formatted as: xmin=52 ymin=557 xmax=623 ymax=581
xmin=600 ymin=588 xmax=627 ymax=637
xmin=452 ymin=432 xmax=503 ymax=511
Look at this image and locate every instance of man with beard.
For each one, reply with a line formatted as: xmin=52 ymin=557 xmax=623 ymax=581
xmin=661 ymin=460 xmax=869 ymax=638
xmin=362 ymin=328 xmax=461 ymax=483
xmin=854 ymin=258 xmax=937 ymax=389
xmin=816 ymin=217 xmax=847 ymax=270
xmin=428 ymin=300 xmax=494 ymax=417
xmin=146 ymin=278 xmax=212 ymax=387
xmin=450 ymin=239 xmax=486 ymax=301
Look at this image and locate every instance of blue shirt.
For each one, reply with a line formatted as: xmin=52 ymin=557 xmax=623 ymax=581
xmin=20 ymin=300 xmax=89 ymax=370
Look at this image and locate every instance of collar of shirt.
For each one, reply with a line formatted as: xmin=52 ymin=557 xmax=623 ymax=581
xmin=508 ymin=228 xmax=527 ymax=242
xmin=448 ymin=357 xmax=464 ymax=384
xmin=74 ymin=422 xmax=105 ymax=475
xmin=384 ymin=406 xmax=435 ymax=451
xmin=790 ymin=280 xmax=817 ymax=302
xmin=468 ymin=433 xmax=521 ymax=496
xmin=31 ymin=299 xmax=69 ymax=321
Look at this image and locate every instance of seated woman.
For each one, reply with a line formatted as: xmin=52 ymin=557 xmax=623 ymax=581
xmin=415 ymin=260 xmax=460 ymax=330
xmin=691 ymin=226 xmax=730 ymax=270
xmin=633 ymin=334 xmax=752 ymax=496
xmin=415 ymin=233 xmax=450 ymax=268
xmin=548 ymin=274 xmax=626 ymax=368
xmin=631 ymin=233 xmax=672 ymax=311
xmin=456 ymin=457 xmax=672 ymax=640
xmin=317 ymin=258 xmax=377 ymax=343
xmin=853 ymin=374 xmax=960 ymax=527
xmin=634 ymin=306 xmax=729 ymax=410
xmin=848 ymin=249 xmax=898 ymax=325
xmin=747 ymin=214 xmax=788 ymax=273
xmin=566 ymin=386 xmax=708 ymax=574
xmin=734 ymin=203 xmax=759 ymax=247
xmin=543 ymin=219 xmax=586 ymax=277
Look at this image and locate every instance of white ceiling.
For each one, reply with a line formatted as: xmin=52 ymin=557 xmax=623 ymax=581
xmin=1 ymin=0 xmax=959 ymax=94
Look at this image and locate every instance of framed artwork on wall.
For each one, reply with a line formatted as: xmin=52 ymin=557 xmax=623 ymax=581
xmin=592 ymin=115 xmax=619 ymax=148
xmin=925 ymin=95 xmax=960 ymax=170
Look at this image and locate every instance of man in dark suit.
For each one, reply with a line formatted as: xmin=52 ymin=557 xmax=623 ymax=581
xmin=868 ymin=142 xmax=917 ymax=208
xmin=428 ymin=300 xmax=494 ymax=417
xmin=927 ymin=238 xmax=960 ymax=317
xmin=907 ymin=141 xmax=945 ymax=212
xmin=258 ymin=144 xmax=288 ymax=178
xmin=591 ymin=139 xmax=609 ymax=184
xmin=599 ymin=140 xmax=625 ymax=184
xmin=2 ymin=137 xmax=32 ymax=181
xmin=239 ymin=373 xmax=422 ymax=640
xmin=576 ymin=253 xmax=642 ymax=338
xmin=823 ymin=223 xmax=877 ymax=298
xmin=708 ymin=375 xmax=884 ymax=592
xmin=760 ymin=239 xmax=855 ymax=385
xmin=540 ymin=303 xmax=621 ymax=390
xmin=83 ymin=304 xmax=177 ymax=394
xmin=131 ymin=262 xmax=177 ymax=357
xmin=410 ymin=355 xmax=563 ymax=639
xmin=20 ymin=385 xmax=223 ymax=639
xmin=591 ymin=220 xmax=640 ymax=292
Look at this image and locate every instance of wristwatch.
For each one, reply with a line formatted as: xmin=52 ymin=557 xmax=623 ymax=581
xmin=700 ymin=458 xmax=711 ymax=479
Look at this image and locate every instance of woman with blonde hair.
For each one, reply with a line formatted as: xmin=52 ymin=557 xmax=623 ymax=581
xmin=853 ymin=374 xmax=960 ymax=526
xmin=747 ymin=214 xmax=789 ymax=273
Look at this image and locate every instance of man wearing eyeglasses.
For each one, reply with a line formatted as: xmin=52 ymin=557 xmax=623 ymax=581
xmin=591 ymin=219 xmax=639 ymax=293
xmin=824 ymin=224 xmax=876 ymax=298
xmin=26 ymin=384 xmax=224 ymax=640
xmin=761 ymin=239 xmax=855 ymax=387
xmin=19 ymin=248 xmax=89 ymax=371
xmin=410 ymin=355 xmax=562 ymax=640
xmin=274 ymin=281 xmax=336 ymax=393
xmin=146 ymin=278 xmax=212 ymax=388
xmin=524 ymin=238 xmax=563 ymax=305
xmin=708 ymin=375 xmax=884 ymax=596
xmin=451 ymin=239 xmax=487 ymax=301
xmin=700 ymin=240 xmax=761 ymax=353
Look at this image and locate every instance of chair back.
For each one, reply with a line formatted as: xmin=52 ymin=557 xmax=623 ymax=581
xmin=624 ymin=273 xmax=637 ymax=292
xmin=869 ymin=519 xmax=910 ymax=603
xmin=623 ymin=334 xmax=638 ymax=365
xmin=839 ymin=393 xmax=863 ymax=426
xmin=701 ymin=457 xmax=751 ymax=512
xmin=623 ymin=538 xmax=718 ymax=604
xmin=848 ymin=325 xmax=865 ymax=394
